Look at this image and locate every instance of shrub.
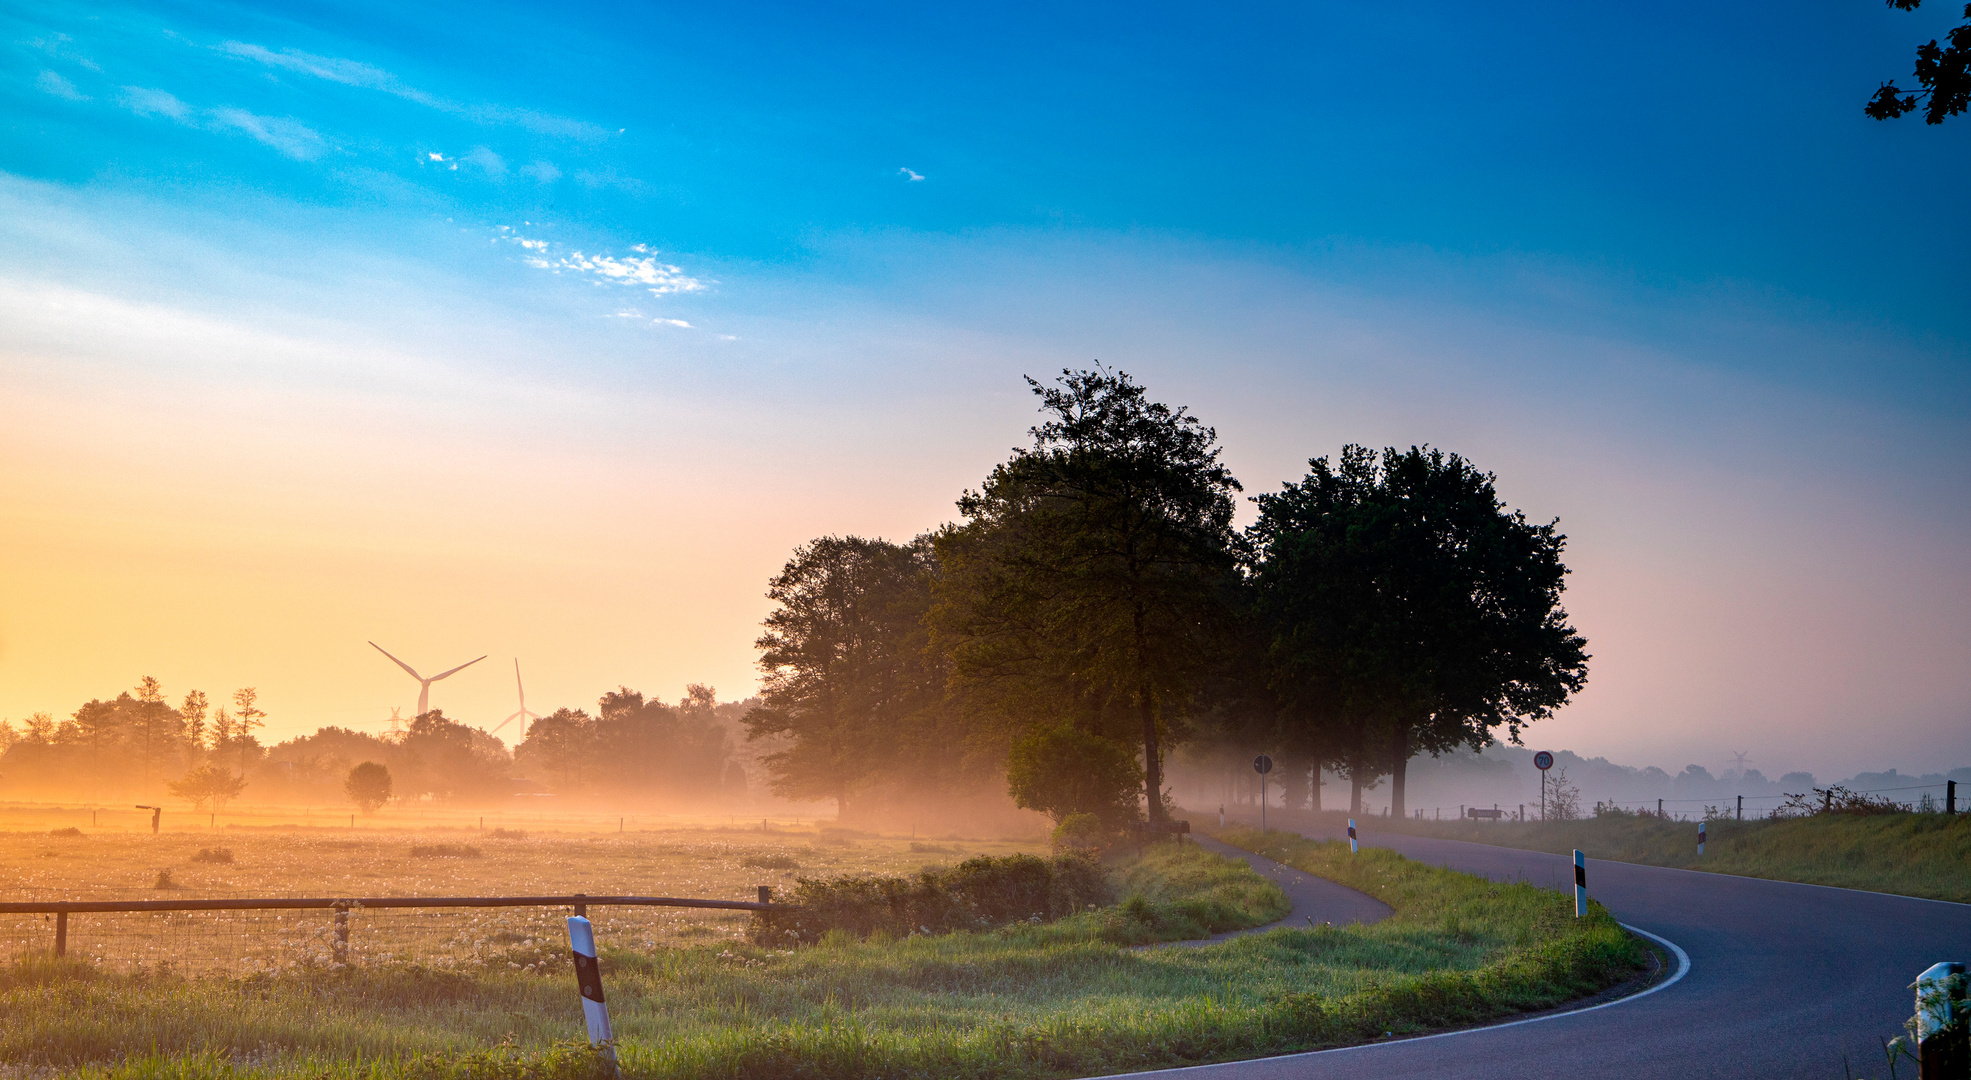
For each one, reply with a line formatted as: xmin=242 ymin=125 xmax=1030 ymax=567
xmin=190 ymin=847 xmax=233 ymax=864
xmin=488 ymin=828 xmax=527 ymax=840
xmin=410 ymin=844 xmax=483 ymax=859
xmin=753 ymin=851 xmax=1112 ymax=944
xmin=151 ymin=869 xmax=176 ymax=890
xmin=1052 ymin=811 xmax=1118 ymax=852
xmin=741 ymin=853 xmax=799 ymax=870
xmin=47 ymin=827 xmax=83 ymax=838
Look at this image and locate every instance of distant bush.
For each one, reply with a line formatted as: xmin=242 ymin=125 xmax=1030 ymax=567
xmin=741 ymin=853 xmax=799 ymax=870
xmin=908 ymin=842 xmax=958 ymax=854
xmin=410 ymin=844 xmax=483 ymax=859
xmin=151 ymin=869 xmax=176 ymax=890
xmin=1051 ymin=812 xmax=1119 ymax=852
xmin=191 ymin=847 xmax=233 ymax=864
xmin=753 ymin=851 xmax=1111 ymax=944
xmin=1779 ymin=784 xmax=1910 ymax=817
xmin=487 ymin=828 xmax=527 ymax=840
xmin=47 ymin=827 xmax=83 ymax=838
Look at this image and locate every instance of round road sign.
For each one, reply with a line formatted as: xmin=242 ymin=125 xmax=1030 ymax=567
xmin=1534 ymin=750 xmax=1554 ymax=771
xmin=1253 ymin=754 xmax=1274 ymax=775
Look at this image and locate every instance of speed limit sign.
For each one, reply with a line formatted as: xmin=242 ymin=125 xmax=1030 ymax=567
xmin=1534 ymin=751 xmax=1554 ymax=772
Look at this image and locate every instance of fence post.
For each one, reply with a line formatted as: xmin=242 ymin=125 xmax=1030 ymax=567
xmin=1657 ymin=798 xmax=1663 ymax=819
xmin=1698 ymin=820 xmax=1706 ymax=856
xmin=1573 ymin=850 xmax=1586 ymax=917
xmin=1736 ymin=795 xmax=1743 ymax=821
xmin=758 ymin=885 xmax=771 ymax=905
xmin=332 ymin=902 xmax=349 ymax=965
xmin=1951 ymin=780 xmax=1958 ymax=815
xmin=566 ymin=915 xmax=620 ymax=1076
xmin=54 ymin=910 xmax=67 ymax=958
xmin=1347 ymin=818 xmax=1358 ymax=854
xmin=1916 ymin=962 xmax=1967 ymax=1077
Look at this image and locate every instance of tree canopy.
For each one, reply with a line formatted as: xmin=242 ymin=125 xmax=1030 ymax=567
xmin=930 ymin=368 xmax=1241 ymax=825
xmin=1866 ymin=0 xmax=1971 ymax=124
xmin=1246 ymin=445 xmax=1589 ymax=817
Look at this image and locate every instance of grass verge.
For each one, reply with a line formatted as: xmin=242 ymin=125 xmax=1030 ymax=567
xmin=1376 ymin=811 xmax=1971 ymax=903
xmin=5 ymin=836 xmax=1639 ymax=1079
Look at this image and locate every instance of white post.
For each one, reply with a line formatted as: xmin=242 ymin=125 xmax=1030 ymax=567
xmin=1347 ymin=818 xmax=1358 ymax=854
xmin=566 ymin=916 xmax=619 ymax=1074
xmin=1573 ymin=849 xmax=1586 ymax=917
xmin=1916 ymin=962 xmax=1967 ymax=1075
xmin=1698 ymin=820 xmax=1706 ymax=856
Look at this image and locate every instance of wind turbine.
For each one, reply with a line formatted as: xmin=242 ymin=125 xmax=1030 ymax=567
xmin=369 ymin=642 xmax=486 ymax=718
xmin=490 ymin=659 xmax=541 ymax=738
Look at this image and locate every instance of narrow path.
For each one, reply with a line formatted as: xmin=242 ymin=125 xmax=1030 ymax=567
xmin=1161 ymin=836 xmax=1388 ymax=947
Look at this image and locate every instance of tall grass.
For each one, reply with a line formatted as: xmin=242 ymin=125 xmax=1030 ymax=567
xmin=1381 ymin=812 xmax=1971 ymax=902
xmin=3 ymin=838 xmax=1641 ymax=1080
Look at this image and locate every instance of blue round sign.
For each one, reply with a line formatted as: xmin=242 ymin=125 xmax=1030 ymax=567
xmin=1534 ymin=751 xmax=1554 ymax=771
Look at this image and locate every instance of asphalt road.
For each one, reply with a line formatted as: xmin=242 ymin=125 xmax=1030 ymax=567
xmin=1106 ymin=821 xmax=1968 ymax=1080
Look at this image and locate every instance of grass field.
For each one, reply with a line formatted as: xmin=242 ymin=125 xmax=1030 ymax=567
xmin=0 ymin=825 xmax=1644 ymax=1079
xmin=0 ymin=821 xmax=1041 ymax=972
xmin=1374 ymin=811 xmax=1971 ymax=903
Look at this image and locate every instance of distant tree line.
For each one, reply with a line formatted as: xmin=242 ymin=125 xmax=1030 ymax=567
xmin=0 ymin=679 xmax=758 ymax=811
xmin=746 ymin=368 xmax=1590 ymax=831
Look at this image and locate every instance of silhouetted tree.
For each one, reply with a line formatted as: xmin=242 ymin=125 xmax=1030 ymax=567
xmin=932 ymin=368 xmax=1240 ymax=825
xmin=1246 ymin=446 xmax=1589 ymax=818
xmin=1866 ymin=0 xmax=1971 ymax=124
xmin=746 ymin=535 xmax=943 ymax=818
xmin=168 ymin=764 xmax=246 ymax=815
xmin=344 ymin=761 xmax=393 ymax=813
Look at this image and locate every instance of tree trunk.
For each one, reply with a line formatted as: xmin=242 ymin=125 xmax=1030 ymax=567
xmin=1349 ymin=772 xmax=1362 ymax=815
xmin=1310 ymin=765 xmax=1322 ymax=813
xmin=1140 ymin=689 xmax=1164 ymax=825
xmin=1390 ymin=724 xmax=1409 ymax=819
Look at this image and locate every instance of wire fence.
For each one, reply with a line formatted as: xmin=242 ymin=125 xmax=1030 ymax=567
xmin=1375 ymin=780 xmax=1962 ymax=823
xmin=0 ymin=893 xmax=776 ymax=976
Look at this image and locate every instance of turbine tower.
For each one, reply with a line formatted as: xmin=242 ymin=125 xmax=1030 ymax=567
xmin=490 ymin=659 xmax=542 ymax=738
xmin=369 ymin=642 xmax=486 ymax=718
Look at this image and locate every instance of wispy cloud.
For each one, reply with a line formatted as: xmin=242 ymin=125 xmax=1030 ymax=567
xmin=653 ymin=318 xmax=692 ymax=328
xmin=899 ymin=167 xmax=925 ymax=182
xmin=218 ymin=40 xmax=612 ymax=141
xmin=119 ymin=86 xmax=189 ymax=120
xmin=461 ymin=146 xmax=506 ymax=178
xmin=208 ymin=109 xmax=327 ymax=160
xmin=521 ymin=161 xmax=561 ymax=184
xmin=36 ymin=71 xmax=87 ymax=101
xmin=498 ymin=230 xmax=707 ymax=297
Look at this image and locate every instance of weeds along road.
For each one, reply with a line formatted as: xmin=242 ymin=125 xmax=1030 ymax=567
xmin=1108 ymin=823 xmax=1970 ymax=1080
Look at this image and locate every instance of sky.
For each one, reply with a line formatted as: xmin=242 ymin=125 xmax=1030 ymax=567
xmin=0 ymin=0 xmax=1966 ymax=780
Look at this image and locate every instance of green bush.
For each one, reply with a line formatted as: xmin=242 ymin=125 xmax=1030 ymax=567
xmin=753 ymin=851 xmax=1112 ymax=944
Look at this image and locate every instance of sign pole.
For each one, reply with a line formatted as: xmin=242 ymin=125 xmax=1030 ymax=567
xmin=1252 ymin=754 xmax=1274 ymax=834
xmin=1534 ymin=752 xmax=1554 ymax=821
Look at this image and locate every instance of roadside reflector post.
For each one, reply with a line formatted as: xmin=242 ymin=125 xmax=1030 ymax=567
xmin=1347 ymin=818 xmax=1358 ymax=854
xmin=1916 ymin=962 xmax=1967 ymax=1078
xmin=1573 ymin=850 xmax=1586 ymax=917
xmin=1698 ymin=820 xmax=1707 ymax=856
xmin=566 ymin=915 xmax=620 ymax=1075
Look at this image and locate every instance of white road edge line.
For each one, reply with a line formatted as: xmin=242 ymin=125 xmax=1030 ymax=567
xmin=1098 ymin=923 xmax=1691 ymax=1078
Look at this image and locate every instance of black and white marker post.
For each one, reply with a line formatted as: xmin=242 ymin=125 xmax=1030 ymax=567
xmin=566 ymin=915 xmax=619 ymax=1075
xmin=1573 ymin=849 xmax=1586 ymax=918
xmin=1698 ymin=820 xmax=1707 ymax=856
xmin=1347 ymin=818 xmax=1358 ymax=854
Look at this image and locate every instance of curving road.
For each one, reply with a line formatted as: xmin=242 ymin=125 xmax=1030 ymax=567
xmin=1105 ymin=820 xmax=1967 ymax=1079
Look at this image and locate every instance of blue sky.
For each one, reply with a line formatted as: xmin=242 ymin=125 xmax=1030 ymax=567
xmin=1 ymin=0 xmax=1966 ymax=777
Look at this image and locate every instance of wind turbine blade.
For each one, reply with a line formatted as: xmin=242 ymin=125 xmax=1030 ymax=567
xmin=429 ymin=655 xmax=488 ymax=682
xmin=490 ymin=713 xmax=519 ymax=734
xmin=514 ymin=659 xmax=526 ymax=709
xmin=369 ymin=641 xmax=424 ymax=681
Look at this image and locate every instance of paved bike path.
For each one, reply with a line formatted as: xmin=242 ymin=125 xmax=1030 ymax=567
xmin=1102 ymin=822 xmax=1962 ymax=1079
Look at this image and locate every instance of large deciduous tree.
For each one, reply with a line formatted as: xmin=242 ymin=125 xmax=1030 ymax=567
xmin=745 ymin=534 xmax=944 ymax=819
xmin=931 ymin=368 xmax=1241 ymax=826
xmin=1247 ymin=445 xmax=1589 ymax=818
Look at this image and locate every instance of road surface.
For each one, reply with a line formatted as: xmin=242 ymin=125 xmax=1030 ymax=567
xmin=1105 ymin=821 xmax=1963 ymax=1079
